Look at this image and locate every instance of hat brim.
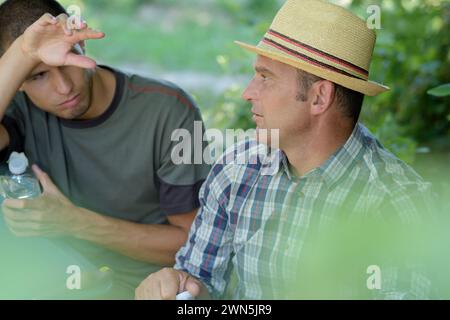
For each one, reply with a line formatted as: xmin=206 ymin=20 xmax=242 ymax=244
xmin=235 ymin=41 xmax=389 ymax=96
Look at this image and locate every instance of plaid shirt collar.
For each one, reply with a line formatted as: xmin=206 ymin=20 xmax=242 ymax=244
xmin=260 ymin=123 xmax=367 ymax=188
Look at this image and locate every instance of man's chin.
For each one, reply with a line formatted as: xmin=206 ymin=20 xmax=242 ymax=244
xmin=256 ymin=127 xmax=270 ymax=145
xmin=56 ymin=105 xmax=90 ymax=120
xmin=256 ymin=127 xmax=280 ymax=149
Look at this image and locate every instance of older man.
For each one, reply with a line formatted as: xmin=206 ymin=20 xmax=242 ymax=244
xmin=136 ymin=0 xmax=434 ymax=300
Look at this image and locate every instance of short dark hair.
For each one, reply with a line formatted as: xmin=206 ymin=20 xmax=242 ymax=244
xmin=0 ymin=0 xmax=67 ymax=55
xmin=296 ymin=70 xmax=364 ymax=123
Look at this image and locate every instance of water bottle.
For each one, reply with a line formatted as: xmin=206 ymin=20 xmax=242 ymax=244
xmin=0 ymin=152 xmax=41 ymax=199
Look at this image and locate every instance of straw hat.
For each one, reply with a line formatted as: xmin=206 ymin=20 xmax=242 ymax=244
xmin=235 ymin=0 xmax=389 ymax=96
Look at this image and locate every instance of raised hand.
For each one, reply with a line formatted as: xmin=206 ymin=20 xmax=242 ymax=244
xmin=20 ymin=13 xmax=105 ymax=69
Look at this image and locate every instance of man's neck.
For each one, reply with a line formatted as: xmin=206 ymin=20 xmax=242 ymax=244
xmin=79 ymin=67 xmax=116 ymax=120
xmin=283 ymin=121 xmax=355 ymax=178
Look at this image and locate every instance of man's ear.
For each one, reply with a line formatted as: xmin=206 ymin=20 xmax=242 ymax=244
xmin=310 ymin=80 xmax=335 ymax=116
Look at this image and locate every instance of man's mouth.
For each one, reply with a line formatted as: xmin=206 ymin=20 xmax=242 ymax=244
xmin=252 ymin=110 xmax=263 ymax=122
xmin=59 ymin=94 xmax=81 ymax=108
xmin=251 ymin=108 xmax=263 ymax=118
xmin=252 ymin=114 xmax=264 ymax=126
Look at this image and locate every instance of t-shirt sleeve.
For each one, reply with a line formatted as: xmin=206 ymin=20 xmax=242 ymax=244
xmin=156 ymin=89 xmax=211 ymax=216
xmin=0 ymin=97 xmax=26 ymax=162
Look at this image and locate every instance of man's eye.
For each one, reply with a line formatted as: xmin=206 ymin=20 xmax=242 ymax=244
xmin=31 ymin=72 xmax=47 ymax=81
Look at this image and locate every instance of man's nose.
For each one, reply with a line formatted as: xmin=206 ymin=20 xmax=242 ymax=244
xmin=53 ymin=69 xmax=73 ymax=96
xmin=241 ymin=78 xmax=257 ymax=102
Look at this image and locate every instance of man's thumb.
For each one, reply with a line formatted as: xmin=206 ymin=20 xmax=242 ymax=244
xmin=185 ymin=277 xmax=202 ymax=297
xmin=31 ymin=164 xmax=54 ymax=192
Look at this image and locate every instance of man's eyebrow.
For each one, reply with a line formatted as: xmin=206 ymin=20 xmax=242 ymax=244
xmin=254 ymin=66 xmax=276 ymax=77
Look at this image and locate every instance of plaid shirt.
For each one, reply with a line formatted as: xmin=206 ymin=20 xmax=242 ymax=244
xmin=175 ymin=123 xmax=435 ymax=299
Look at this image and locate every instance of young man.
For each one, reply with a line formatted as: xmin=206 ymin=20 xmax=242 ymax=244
xmin=0 ymin=0 xmax=210 ymax=298
xmin=135 ymin=0 xmax=435 ymax=299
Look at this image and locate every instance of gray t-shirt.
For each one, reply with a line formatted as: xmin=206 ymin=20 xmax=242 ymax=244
xmin=1 ymin=66 xmax=211 ymax=296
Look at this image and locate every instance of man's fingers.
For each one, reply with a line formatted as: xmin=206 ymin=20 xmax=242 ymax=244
xmin=69 ymin=19 xmax=88 ymax=31
xmin=4 ymin=216 xmax=39 ymax=231
xmin=76 ymin=28 xmax=105 ymax=41
xmin=5 ymin=199 xmax=42 ymax=211
xmin=79 ymin=20 xmax=88 ymax=30
xmin=31 ymin=164 xmax=51 ymax=190
xmin=3 ymin=199 xmax=29 ymax=210
xmin=185 ymin=277 xmax=202 ymax=297
xmin=55 ymin=13 xmax=69 ymax=23
xmin=178 ymin=271 xmax=201 ymax=297
xmin=7 ymin=225 xmax=52 ymax=238
xmin=2 ymin=205 xmax=44 ymax=222
xmin=52 ymin=13 xmax=74 ymax=36
xmin=2 ymin=206 xmax=28 ymax=221
xmin=3 ymin=211 xmax=59 ymax=236
xmin=152 ymin=278 xmax=164 ymax=300
xmin=136 ymin=275 xmax=162 ymax=300
xmin=56 ymin=14 xmax=74 ymax=36
xmin=2 ymin=213 xmax=50 ymax=237
xmin=37 ymin=13 xmax=58 ymax=27
xmin=65 ymin=53 xmax=97 ymax=69
xmin=32 ymin=164 xmax=62 ymax=196
xmin=135 ymin=268 xmax=181 ymax=300
xmin=159 ymin=270 xmax=180 ymax=299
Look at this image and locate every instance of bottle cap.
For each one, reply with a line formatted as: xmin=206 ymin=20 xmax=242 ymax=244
xmin=176 ymin=291 xmax=195 ymax=300
xmin=8 ymin=152 xmax=29 ymax=175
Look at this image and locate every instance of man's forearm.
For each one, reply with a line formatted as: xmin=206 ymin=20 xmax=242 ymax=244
xmin=0 ymin=36 xmax=38 ymax=119
xmin=0 ymin=36 xmax=38 ymax=150
xmin=70 ymin=206 xmax=191 ymax=265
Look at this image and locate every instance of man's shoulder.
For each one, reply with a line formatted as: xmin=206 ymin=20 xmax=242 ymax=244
xmin=199 ymin=139 xmax=271 ymax=212
xmin=216 ymin=138 xmax=269 ymax=169
xmin=11 ymin=91 xmax=28 ymax=106
xmin=118 ymin=68 xmax=197 ymax=111
xmin=206 ymin=138 xmax=275 ymax=186
xmin=357 ymin=126 xmax=431 ymax=197
xmin=7 ymin=91 xmax=40 ymax=120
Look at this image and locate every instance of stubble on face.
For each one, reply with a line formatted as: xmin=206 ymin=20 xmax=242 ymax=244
xmin=27 ymin=67 xmax=94 ymax=120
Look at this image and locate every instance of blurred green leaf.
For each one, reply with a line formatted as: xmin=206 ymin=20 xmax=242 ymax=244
xmin=428 ymin=84 xmax=450 ymax=97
